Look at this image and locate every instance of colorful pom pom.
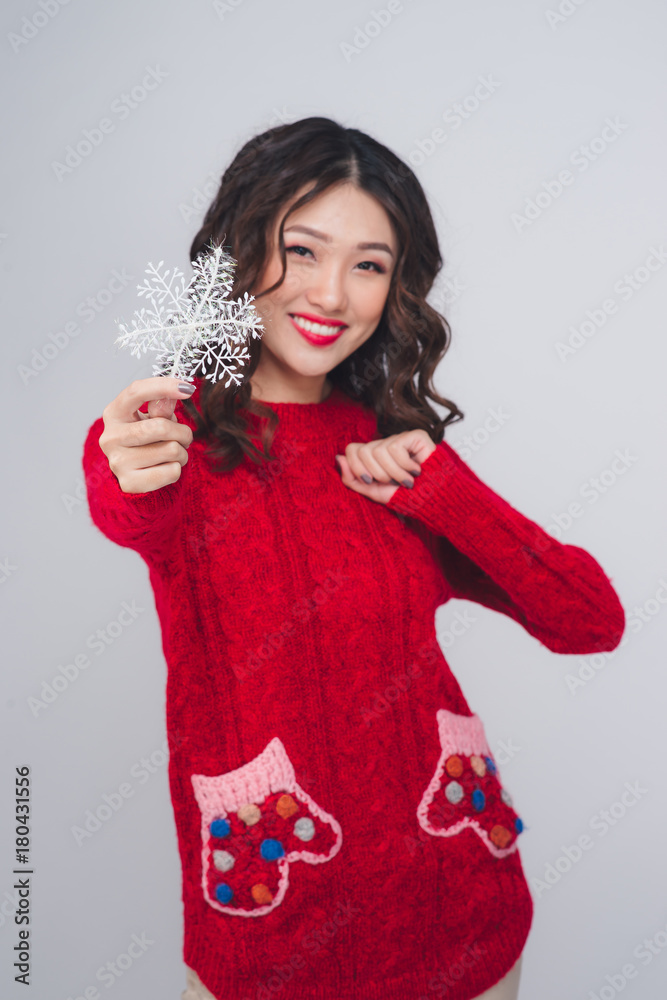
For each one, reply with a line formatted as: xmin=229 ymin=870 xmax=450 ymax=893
xmin=237 ymin=803 xmax=262 ymax=826
xmin=276 ymin=794 xmax=299 ymax=819
xmin=260 ymin=838 xmax=285 ymax=861
xmin=445 ymin=781 xmax=464 ymax=804
xmin=471 ymin=788 xmax=486 ymax=812
xmin=470 ymin=755 xmax=486 ymax=777
xmin=444 ymin=755 xmax=464 ymax=777
xmin=294 ymin=817 xmax=315 ymax=841
xmin=210 ymin=818 xmax=230 ymax=838
xmin=489 ymin=825 xmax=512 ymax=848
xmin=501 ymin=788 xmax=513 ymax=807
xmin=212 ymin=849 xmax=235 ymax=872
xmin=215 ymin=882 xmax=233 ymax=904
xmin=251 ymin=883 xmax=273 ymax=905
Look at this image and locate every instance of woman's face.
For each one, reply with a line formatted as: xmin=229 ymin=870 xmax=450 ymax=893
xmin=249 ymin=181 xmax=399 ymax=401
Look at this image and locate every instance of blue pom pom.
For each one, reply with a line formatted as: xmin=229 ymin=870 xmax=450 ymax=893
xmin=484 ymin=756 xmax=497 ymax=775
xmin=471 ymin=788 xmax=486 ymax=812
xmin=210 ymin=818 xmax=230 ymax=838
xmin=515 ymin=817 xmax=524 ymax=834
xmin=260 ymin=838 xmax=285 ymax=861
xmin=215 ymin=882 xmax=233 ymax=904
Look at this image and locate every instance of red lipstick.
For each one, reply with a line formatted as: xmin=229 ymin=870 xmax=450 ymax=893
xmin=289 ymin=313 xmax=348 ymax=346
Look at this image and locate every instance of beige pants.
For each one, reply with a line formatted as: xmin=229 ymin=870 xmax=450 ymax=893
xmin=181 ymin=953 xmax=523 ymax=999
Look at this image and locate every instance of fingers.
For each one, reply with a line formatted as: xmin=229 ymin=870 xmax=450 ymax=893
xmin=111 ymin=438 xmax=191 ymax=475
xmin=147 ymin=396 xmax=178 ymax=421
xmin=344 ymin=438 xmax=422 ymax=487
xmin=97 ymin=377 xmax=196 ymax=494
xmin=114 ymin=461 xmax=184 ymax=495
xmin=100 ymin=414 xmax=193 ymax=455
xmin=334 ymin=453 xmax=399 ymax=506
xmin=100 ymin=377 xmax=194 ymax=456
xmin=103 ymin=377 xmax=195 ymax=426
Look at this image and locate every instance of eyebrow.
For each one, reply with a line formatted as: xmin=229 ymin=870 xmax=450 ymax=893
xmin=284 ymin=224 xmax=395 ymax=258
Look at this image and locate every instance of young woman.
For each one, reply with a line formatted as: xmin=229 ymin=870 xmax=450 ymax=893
xmin=83 ymin=117 xmax=625 ymax=1000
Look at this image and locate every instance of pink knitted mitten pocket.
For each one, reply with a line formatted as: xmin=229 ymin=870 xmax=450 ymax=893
xmin=191 ymin=737 xmax=342 ymax=917
xmin=417 ymin=709 xmax=525 ymax=858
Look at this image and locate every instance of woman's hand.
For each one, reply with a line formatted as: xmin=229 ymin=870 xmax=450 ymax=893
xmin=98 ymin=377 xmax=196 ymax=494
xmin=334 ymin=430 xmax=437 ymax=505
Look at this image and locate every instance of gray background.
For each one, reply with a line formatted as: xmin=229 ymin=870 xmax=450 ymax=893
xmin=2 ymin=0 xmax=666 ymax=998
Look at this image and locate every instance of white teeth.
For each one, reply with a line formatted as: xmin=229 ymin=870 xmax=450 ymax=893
xmin=292 ymin=316 xmax=344 ymax=336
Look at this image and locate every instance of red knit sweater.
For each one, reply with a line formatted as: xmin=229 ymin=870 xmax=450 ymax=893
xmin=82 ymin=379 xmax=624 ymax=1000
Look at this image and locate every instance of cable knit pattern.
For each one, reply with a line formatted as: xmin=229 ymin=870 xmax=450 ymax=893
xmin=82 ymin=378 xmax=625 ymax=1000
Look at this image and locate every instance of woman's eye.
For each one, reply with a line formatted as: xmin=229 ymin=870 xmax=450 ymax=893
xmin=286 ymin=246 xmax=385 ymax=274
xmin=286 ymin=245 xmax=312 ymax=257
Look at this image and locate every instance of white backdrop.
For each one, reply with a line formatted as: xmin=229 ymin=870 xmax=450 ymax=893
xmin=2 ymin=1 xmax=666 ymax=998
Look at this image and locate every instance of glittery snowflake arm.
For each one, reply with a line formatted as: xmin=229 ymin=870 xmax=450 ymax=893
xmin=114 ymin=244 xmax=264 ymax=386
xmin=385 ymin=441 xmax=625 ymax=655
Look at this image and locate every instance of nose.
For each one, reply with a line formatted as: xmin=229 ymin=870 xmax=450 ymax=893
xmin=305 ymin=257 xmax=348 ymax=315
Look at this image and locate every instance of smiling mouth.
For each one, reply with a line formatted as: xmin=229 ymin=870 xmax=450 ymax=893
xmin=289 ymin=314 xmax=348 ymax=344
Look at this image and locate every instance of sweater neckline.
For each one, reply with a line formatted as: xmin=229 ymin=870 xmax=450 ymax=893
xmin=252 ymin=382 xmax=344 ymax=410
xmin=188 ymin=379 xmax=368 ymax=440
xmin=243 ymin=383 xmax=364 ymax=437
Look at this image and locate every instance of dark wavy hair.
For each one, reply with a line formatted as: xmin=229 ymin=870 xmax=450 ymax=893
xmin=181 ymin=115 xmax=464 ymax=472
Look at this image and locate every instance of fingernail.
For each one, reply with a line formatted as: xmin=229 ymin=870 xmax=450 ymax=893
xmin=411 ymin=468 xmax=421 ymax=476
xmin=402 ymin=479 xmax=414 ymax=489
xmin=361 ymin=473 xmax=373 ymax=484
xmin=178 ymin=382 xmax=195 ymax=395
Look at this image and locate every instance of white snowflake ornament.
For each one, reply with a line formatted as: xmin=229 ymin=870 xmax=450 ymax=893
xmin=114 ymin=243 xmax=265 ymax=386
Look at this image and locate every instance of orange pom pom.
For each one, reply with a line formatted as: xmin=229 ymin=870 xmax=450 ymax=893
xmin=490 ymin=825 xmax=512 ymax=848
xmin=444 ymin=755 xmax=463 ymax=778
xmin=276 ymin=793 xmax=299 ymax=818
xmin=251 ymin=883 xmax=273 ymax=905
